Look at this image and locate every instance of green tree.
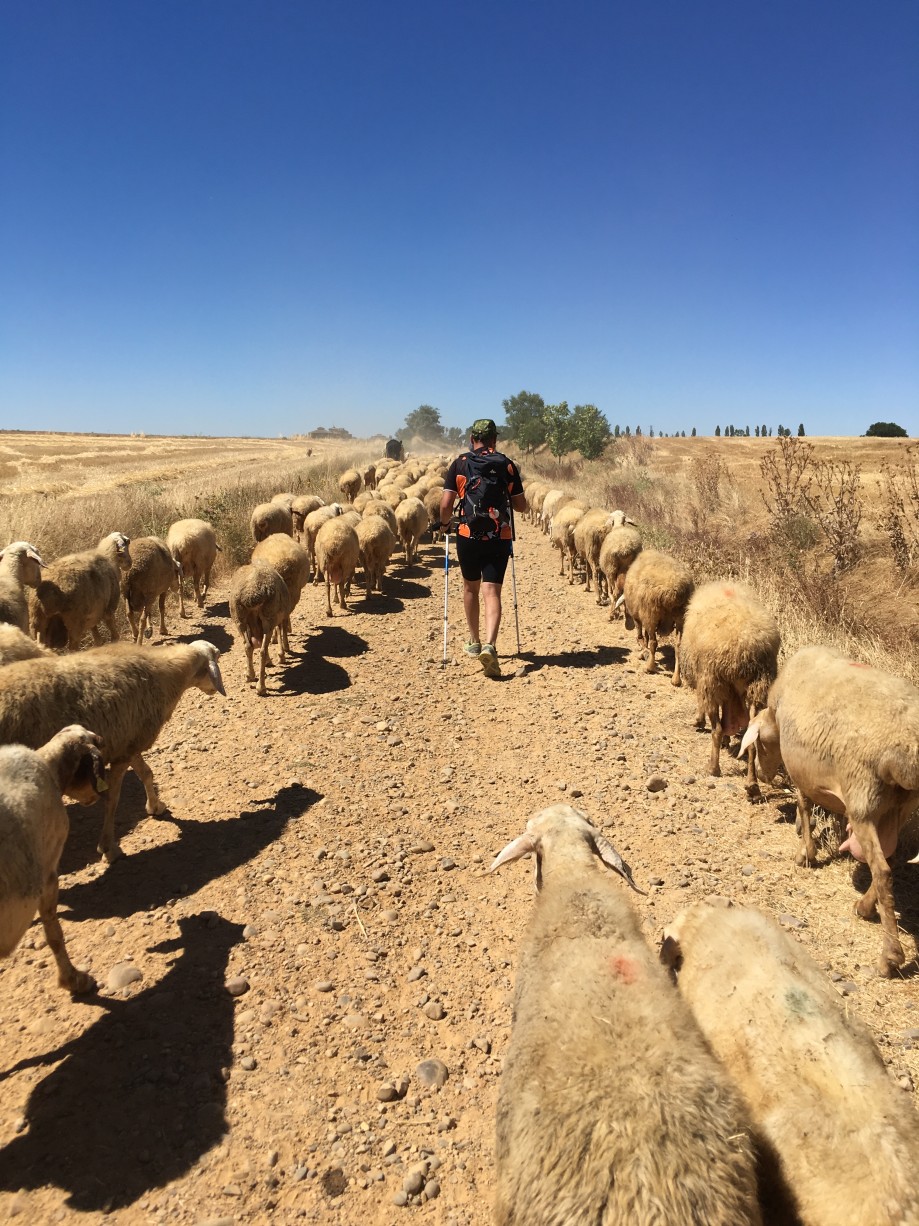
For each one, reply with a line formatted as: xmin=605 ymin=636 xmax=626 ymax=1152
xmin=400 ymin=404 xmax=443 ymax=443
xmin=502 ymin=390 xmax=547 ymax=453
xmin=866 ymin=421 xmax=906 ymax=437
xmin=625 ymin=425 xmax=631 ymax=436
xmin=715 ymin=425 xmax=721 ymax=437
xmin=691 ymin=427 xmax=696 ymax=437
xmin=798 ymin=423 xmax=805 ymax=437
xmin=571 ymin=403 xmax=612 ymax=460
xmin=444 ymin=426 xmax=464 ymax=449
xmin=543 ymin=401 xmax=574 ymax=464
xmin=761 ymin=423 xmax=768 ymax=438
xmin=614 ymin=424 xmax=621 ymax=437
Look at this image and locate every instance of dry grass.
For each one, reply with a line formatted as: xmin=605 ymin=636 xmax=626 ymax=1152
xmin=514 ymin=433 xmax=919 ymax=686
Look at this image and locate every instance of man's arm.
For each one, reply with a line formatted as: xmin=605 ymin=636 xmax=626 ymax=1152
xmin=439 ymin=488 xmax=457 ymax=528
xmin=511 ymin=492 xmax=527 ymax=514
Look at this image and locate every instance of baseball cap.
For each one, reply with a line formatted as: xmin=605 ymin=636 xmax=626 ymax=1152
xmin=470 ymin=418 xmax=498 ymax=440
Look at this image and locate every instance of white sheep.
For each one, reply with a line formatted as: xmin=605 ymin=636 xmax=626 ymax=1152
xmin=31 ymin=532 xmax=132 ymax=651
xmin=338 ymin=468 xmax=362 ymax=502
xmin=549 ymin=503 xmax=585 ymax=580
xmin=740 ymin=645 xmax=919 ymax=976
xmin=229 ymin=561 xmax=291 ymax=697
xmin=361 ymin=463 xmax=377 ymax=491
xmin=361 ymin=499 xmax=399 ymax=537
xmin=679 ymin=581 xmax=780 ymax=784
xmin=251 ymin=533 xmax=311 ymax=654
xmin=488 ymin=805 xmax=763 ymax=1225
xmin=0 ymin=724 xmax=107 ymax=994
xmin=619 ymin=548 xmax=694 ymax=684
xmin=394 ymin=496 xmax=428 ymax=564
xmin=250 ymin=501 xmax=293 ymax=543
xmin=538 ymin=489 xmax=570 ymax=535
xmin=356 ymin=516 xmax=397 ymax=596
xmin=314 ymin=519 xmax=360 ymax=617
xmin=662 ymin=898 xmax=919 ymax=1226
xmin=0 ymin=624 xmax=47 ymax=666
xmin=166 ymin=518 xmax=220 ymax=614
xmin=304 ymin=503 xmax=344 ymax=579
xmin=0 ymin=541 xmax=45 ymax=633
xmin=122 ymin=535 xmax=180 ymax=642
xmin=0 ymin=640 xmax=225 ymax=863
xmin=573 ymin=508 xmax=630 ymax=599
xmin=290 ymin=495 xmax=325 ymax=541
xmin=599 ymin=520 xmax=643 ymax=619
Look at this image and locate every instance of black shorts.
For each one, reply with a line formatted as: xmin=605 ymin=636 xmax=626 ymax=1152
xmin=455 ymin=537 xmax=512 ymax=584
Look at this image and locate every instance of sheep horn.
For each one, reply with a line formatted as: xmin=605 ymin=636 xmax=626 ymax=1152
xmin=208 ymin=657 xmax=226 ymax=697
xmin=593 ymin=833 xmax=647 ymax=894
xmin=488 ymin=832 xmax=538 ymax=873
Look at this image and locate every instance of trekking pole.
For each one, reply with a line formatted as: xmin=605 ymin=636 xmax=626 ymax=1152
xmin=441 ymin=530 xmax=450 ymax=669
xmin=509 ymin=508 xmax=521 ymax=656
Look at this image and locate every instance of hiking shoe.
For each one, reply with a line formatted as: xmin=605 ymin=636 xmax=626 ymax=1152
xmin=479 ymin=643 xmax=501 ymax=678
xmin=463 ymin=640 xmax=481 ymax=657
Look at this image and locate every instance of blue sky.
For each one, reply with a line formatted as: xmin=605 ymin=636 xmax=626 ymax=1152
xmin=1 ymin=1 xmax=916 ymax=439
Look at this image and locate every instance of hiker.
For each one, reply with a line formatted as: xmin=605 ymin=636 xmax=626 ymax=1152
xmin=439 ymin=418 xmax=527 ymax=678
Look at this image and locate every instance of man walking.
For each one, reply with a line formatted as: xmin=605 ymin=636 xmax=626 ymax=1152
xmin=439 ymin=419 xmax=527 ymax=678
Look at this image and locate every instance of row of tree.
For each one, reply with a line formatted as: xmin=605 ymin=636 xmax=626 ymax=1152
xmin=395 ymin=401 xmax=909 ymax=455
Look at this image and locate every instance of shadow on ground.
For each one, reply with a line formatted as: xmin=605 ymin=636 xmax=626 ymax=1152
xmin=60 ymin=785 xmax=318 ymax=920
xmin=0 ymin=914 xmax=242 ymax=1211
xmin=520 ymin=644 xmax=629 ymax=671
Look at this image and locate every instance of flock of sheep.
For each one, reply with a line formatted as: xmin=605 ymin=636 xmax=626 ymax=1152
xmin=2 ymin=446 xmax=919 ymax=1224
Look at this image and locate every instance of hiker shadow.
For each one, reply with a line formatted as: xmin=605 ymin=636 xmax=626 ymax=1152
xmin=60 ymin=785 xmax=318 ymax=920
xmin=0 ymin=913 xmax=241 ymax=1211
xmin=522 ymin=645 xmax=629 ymax=671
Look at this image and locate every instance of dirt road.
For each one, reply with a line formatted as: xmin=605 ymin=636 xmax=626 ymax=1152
xmin=1 ymin=517 xmax=917 ymax=1225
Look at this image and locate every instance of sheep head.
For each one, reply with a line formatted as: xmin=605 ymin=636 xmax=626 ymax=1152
xmin=489 ymin=804 xmax=646 ymax=894
xmin=189 ymin=640 xmax=226 ymax=697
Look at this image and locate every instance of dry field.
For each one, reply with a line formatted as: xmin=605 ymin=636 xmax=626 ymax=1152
xmin=0 ymin=430 xmax=917 ymax=1226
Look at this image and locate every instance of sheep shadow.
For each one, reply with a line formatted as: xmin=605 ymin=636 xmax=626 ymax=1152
xmin=356 ymin=593 xmax=405 ymax=615
xmin=60 ymin=785 xmax=318 ymax=921
xmin=174 ymin=623 xmax=234 ymax=653
xmin=521 ymin=645 xmax=629 ymax=671
xmin=379 ymin=575 xmax=431 ymax=601
xmin=207 ymin=600 xmax=231 ymax=619
xmin=0 ymin=913 xmax=241 ymax=1211
xmin=59 ymin=772 xmax=160 ymax=876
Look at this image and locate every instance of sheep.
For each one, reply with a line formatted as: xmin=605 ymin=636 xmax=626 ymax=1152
xmin=304 ymin=503 xmax=344 ymax=579
xmin=250 ymin=501 xmax=293 ymax=543
xmin=31 ymin=532 xmax=132 ymax=651
xmin=0 ymin=640 xmax=225 ymax=863
xmin=1 ymin=725 xmax=107 ymax=994
xmin=619 ymin=548 xmax=694 ymax=684
xmin=423 ymin=485 xmax=444 ymax=537
xmin=488 ymin=804 xmax=764 ymax=1226
xmin=394 ymin=495 xmax=428 ymax=564
xmin=0 ymin=625 xmax=47 ymax=666
xmin=599 ymin=520 xmax=643 ymax=619
xmin=122 ymin=535 xmax=180 ymax=642
xmin=314 ymin=518 xmax=360 ymax=617
xmin=739 ymin=645 xmax=919 ymax=977
xmin=251 ymin=533 xmax=311 ymax=653
xmin=166 ymin=518 xmax=220 ymax=614
xmin=662 ymin=898 xmax=919 ymax=1226
xmin=352 ymin=490 xmax=373 ymax=512
xmin=269 ymin=491 xmax=296 ymax=513
xmin=377 ymin=485 xmax=405 ymax=509
xmin=572 ymin=508 xmax=628 ymax=598
xmin=679 ymin=581 xmax=780 ymax=785
xmin=229 ymin=561 xmax=291 ymax=697
xmin=538 ymin=488 xmax=570 ymax=534
xmin=338 ymin=468 xmax=362 ymax=502
xmin=361 ymin=499 xmax=399 ymax=537
xmin=356 ymin=516 xmax=397 ymax=596
xmin=523 ymin=482 xmax=548 ymax=527
xmin=0 ymin=541 xmax=45 ymax=633
xmin=361 ymin=463 xmax=377 ymax=491
xmin=549 ymin=503 xmax=585 ymax=580
xmin=290 ymin=495 xmax=325 ymax=541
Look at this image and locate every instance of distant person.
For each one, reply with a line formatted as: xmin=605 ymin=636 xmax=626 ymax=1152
xmin=439 ymin=419 xmax=526 ymax=678
xmin=385 ymin=438 xmax=405 ymax=461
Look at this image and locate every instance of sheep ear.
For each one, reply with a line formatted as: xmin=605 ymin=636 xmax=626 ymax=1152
xmin=26 ymin=547 xmax=45 ymax=567
xmin=488 ymin=832 xmax=537 ymax=873
xmin=625 ymin=516 xmax=637 ymax=526
xmin=739 ymin=720 xmax=761 ymax=756
xmin=908 ymin=851 xmax=919 ymax=864
xmin=593 ymin=833 xmax=647 ymax=895
xmin=614 ymin=594 xmax=626 ymax=610
xmin=659 ymin=933 xmax=682 ymax=973
xmin=207 ymin=657 xmax=226 ymax=696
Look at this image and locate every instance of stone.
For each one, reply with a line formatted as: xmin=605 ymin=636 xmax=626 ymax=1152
xmin=646 ymin=775 xmax=667 ymax=792
xmin=107 ymin=963 xmax=143 ymax=991
xmin=424 ymin=1001 xmax=445 ymax=1021
xmin=225 ymin=976 xmax=249 ymax=997
xmin=415 ymin=1058 xmax=449 ymax=1088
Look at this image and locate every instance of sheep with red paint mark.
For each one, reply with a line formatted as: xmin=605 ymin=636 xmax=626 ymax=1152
xmin=741 ymin=644 xmax=919 ymax=976
xmin=488 ymin=804 xmax=764 ymax=1226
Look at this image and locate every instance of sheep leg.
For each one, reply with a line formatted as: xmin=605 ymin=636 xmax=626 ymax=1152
xmin=279 ymin=618 xmax=290 ymax=661
xmin=557 ymin=546 xmax=565 ymax=577
xmin=708 ymin=707 xmax=723 ymax=776
xmin=97 ymin=761 xmax=130 ymax=862
xmin=257 ymin=635 xmax=270 ymax=695
xmin=325 ymin=574 xmax=334 ymax=617
xmin=39 ymin=864 xmax=96 ymax=994
xmin=243 ymin=636 xmax=257 ymax=683
xmin=132 ymin=753 xmax=165 ymax=816
xmin=157 ymin=592 xmax=167 ymax=635
xmin=104 ymin=613 xmax=120 ymax=643
xmin=338 ymin=581 xmax=349 ymax=612
xmin=645 ymin=629 xmax=658 ymax=673
xmin=671 ymin=629 xmax=683 ymax=686
xmin=89 ymin=625 xmax=105 ymax=648
xmin=795 ymin=790 xmax=819 ymax=866
xmin=852 ymin=819 xmax=906 ymax=976
xmin=177 ymin=576 xmax=188 ymax=618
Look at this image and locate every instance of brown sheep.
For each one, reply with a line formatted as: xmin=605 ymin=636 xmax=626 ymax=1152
xmin=314 ymin=519 xmax=360 ymax=616
xmin=0 ymin=541 xmax=45 ymax=633
xmin=620 ymin=548 xmax=694 ymax=683
xmin=338 ymin=468 xmax=362 ymax=502
xmin=356 ymin=517 xmax=397 ymax=596
xmin=166 ymin=518 xmax=220 ymax=614
xmin=250 ymin=501 xmax=293 ymax=543
xmin=31 ymin=532 xmax=131 ymax=651
xmin=251 ymin=533 xmax=311 ymax=654
xmin=229 ymin=561 xmax=291 ymax=697
xmin=122 ymin=536 xmax=180 ymax=642
xmin=599 ymin=521 xmax=643 ymax=619
xmin=394 ymin=496 xmax=429 ymax=564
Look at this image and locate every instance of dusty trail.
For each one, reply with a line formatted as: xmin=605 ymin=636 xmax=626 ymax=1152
xmin=0 ymin=517 xmax=917 ymax=1225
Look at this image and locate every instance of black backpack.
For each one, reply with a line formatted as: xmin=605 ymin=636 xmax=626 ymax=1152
xmin=459 ymin=450 xmax=510 ymax=537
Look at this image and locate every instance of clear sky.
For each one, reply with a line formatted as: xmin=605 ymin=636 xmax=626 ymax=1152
xmin=1 ymin=1 xmax=917 ymax=439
